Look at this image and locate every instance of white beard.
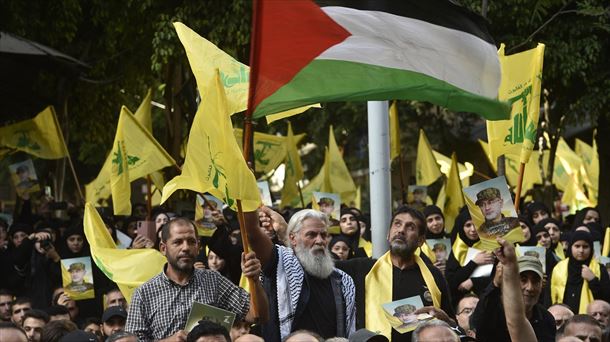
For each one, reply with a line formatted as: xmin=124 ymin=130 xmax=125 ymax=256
xmin=294 ymin=242 xmax=335 ymax=279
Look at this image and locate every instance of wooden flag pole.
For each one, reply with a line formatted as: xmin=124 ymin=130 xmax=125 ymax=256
xmin=514 ymin=162 xmax=526 ymax=213
xmin=236 ymin=199 xmax=257 ymax=316
xmin=51 ymin=107 xmax=85 ymax=203
xmin=146 ymin=175 xmax=152 ymax=221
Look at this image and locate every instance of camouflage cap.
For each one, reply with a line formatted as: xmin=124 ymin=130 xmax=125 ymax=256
xmin=68 ymin=262 xmax=86 ymax=272
xmin=475 ymin=187 xmax=501 ymax=205
xmin=393 ymin=304 xmax=416 ymax=316
xmin=318 ymin=197 xmax=335 ymax=206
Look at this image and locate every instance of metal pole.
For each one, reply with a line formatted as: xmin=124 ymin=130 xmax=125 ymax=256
xmin=367 ymin=101 xmax=391 ymax=258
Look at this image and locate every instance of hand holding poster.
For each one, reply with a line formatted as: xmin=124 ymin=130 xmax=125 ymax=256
xmin=463 ymin=176 xmax=524 ymax=250
xmin=61 ymin=256 xmax=95 ymax=301
xmin=9 ymin=159 xmax=40 ymax=197
xmin=381 ymin=296 xmax=433 ymax=333
xmin=312 ymin=192 xmax=341 ymax=233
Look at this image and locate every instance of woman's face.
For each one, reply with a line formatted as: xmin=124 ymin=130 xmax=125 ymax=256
xmin=532 ymin=210 xmax=549 ymax=225
xmin=67 ymin=235 xmax=84 ymax=253
xmin=583 ymin=210 xmax=600 ymax=225
xmin=339 ymin=214 xmax=358 ymax=236
xmin=571 ymin=240 xmax=591 ymax=262
xmin=331 ymin=241 xmax=350 ymax=261
xmin=207 ymin=251 xmax=226 ymax=272
xmin=11 ymin=231 xmax=28 ymax=248
xmin=463 ymin=220 xmax=479 ymax=241
xmin=545 ymin=223 xmax=561 ymax=244
xmin=520 ymin=221 xmax=531 ymax=241
xmin=155 ymin=213 xmax=169 ymax=230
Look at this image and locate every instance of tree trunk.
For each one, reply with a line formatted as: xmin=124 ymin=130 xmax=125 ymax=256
xmin=597 ymin=114 xmax=610 ymax=228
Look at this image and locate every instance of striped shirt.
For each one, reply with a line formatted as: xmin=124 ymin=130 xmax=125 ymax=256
xmin=125 ymin=265 xmax=249 ymax=341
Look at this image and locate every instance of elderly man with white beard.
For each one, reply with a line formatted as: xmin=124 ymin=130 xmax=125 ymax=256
xmin=245 ymin=207 xmax=356 ymax=342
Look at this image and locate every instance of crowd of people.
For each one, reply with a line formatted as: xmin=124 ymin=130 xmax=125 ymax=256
xmin=0 ymin=191 xmax=608 ymax=342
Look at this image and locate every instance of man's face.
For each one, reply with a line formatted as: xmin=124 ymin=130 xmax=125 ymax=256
xmin=583 ymin=210 xmax=600 ymax=225
xmin=545 ymin=223 xmax=561 ymax=244
xmin=160 ymin=223 xmax=199 ymax=273
xmin=478 ymin=197 xmax=503 ymax=222
xmin=290 ymin=218 xmax=329 ymax=253
xmin=456 ymin=297 xmax=479 ymax=331
xmin=520 ymin=271 xmax=542 ymax=312
xmin=106 ymin=291 xmax=127 ymax=309
xmin=387 ymin=213 xmax=423 ymax=258
xmin=339 ymin=213 xmax=358 ymax=235
xmin=571 ymin=240 xmax=591 ymax=262
xmin=426 ymin=214 xmax=444 ymax=235
xmin=587 ymin=302 xmax=610 ymax=328
xmin=563 ymin=322 xmax=602 ymax=342
xmin=319 ymin=202 xmax=334 ymax=215
xmin=532 ymin=210 xmax=549 ymax=225
xmin=11 ymin=303 xmax=31 ymax=325
xmin=84 ymin=323 xmax=102 ymax=341
xmin=70 ymin=268 xmax=85 ymax=283
xmin=536 ymin=231 xmax=552 ymax=249
xmin=0 ymin=295 xmax=12 ymax=321
xmin=103 ymin=316 xmax=126 ymax=337
xmin=417 ymin=326 xmax=458 ymax=342
xmin=548 ymin=305 xmax=574 ymax=330
xmin=23 ymin=317 xmax=45 ymax=342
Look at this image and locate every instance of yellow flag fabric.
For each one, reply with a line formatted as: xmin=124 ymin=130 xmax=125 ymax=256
xmin=389 ymin=101 xmax=401 ymax=161
xmin=416 ymin=129 xmax=442 ymax=186
xmin=233 ymin=129 xmax=305 ymax=174
xmin=551 ymin=258 xmax=600 ymax=314
xmin=265 ymin=104 xmax=321 ymax=124
xmin=575 ymin=138 xmax=599 ymax=206
xmin=603 ymin=228 xmax=610 ymax=257
xmin=83 ymin=203 xmax=166 ymax=303
xmin=280 ymin=122 xmax=305 ymax=209
xmin=0 ymin=106 xmax=68 ymax=159
xmin=110 ymin=107 xmax=176 ymax=215
xmin=328 ymin=126 xmax=357 ymax=204
xmin=173 ymin=22 xmax=316 ymax=117
xmin=443 ymin=153 xmax=464 ymax=234
xmin=365 ymin=252 xmax=440 ymax=338
xmin=161 ymin=74 xmax=261 ymax=211
xmin=289 ymin=148 xmax=331 ymax=207
xmin=479 ymin=139 xmax=542 ymax=192
xmin=554 ymin=138 xmax=591 ymax=213
xmin=488 ymin=43 xmax=545 ymax=164
xmin=433 ymin=150 xmax=473 ymax=187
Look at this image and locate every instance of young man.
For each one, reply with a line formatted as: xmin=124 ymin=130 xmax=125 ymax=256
xmin=185 ymin=320 xmax=230 ymax=342
xmin=125 ymin=218 xmax=267 ymax=341
xmin=10 ymin=297 xmax=31 ymax=325
xmin=0 ymin=289 xmax=13 ymax=322
xmin=21 ymin=310 xmax=49 ymax=342
xmin=102 ymin=306 xmax=127 ymax=338
xmin=104 ymin=287 xmax=127 ymax=309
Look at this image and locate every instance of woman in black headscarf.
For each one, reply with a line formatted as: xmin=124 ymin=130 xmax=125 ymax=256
xmin=337 ymin=207 xmax=368 ymax=258
xmin=550 ymin=230 xmax=610 ymax=313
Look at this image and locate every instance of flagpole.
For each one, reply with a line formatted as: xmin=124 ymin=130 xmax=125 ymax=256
xmin=51 ymin=107 xmax=85 ymax=203
xmin=146 ymin=175 xmax=152 ymax=221
xmin=514 ymin=162 xmax=526 ymax=213
xmin=297 ymin=181 xmax=305 ymax=208
xmin=398 ymin=154 xmax=407 ymax=204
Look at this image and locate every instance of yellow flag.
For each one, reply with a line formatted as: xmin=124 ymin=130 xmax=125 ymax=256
xmin=0 ymin=106 xmax=68 ymax=159
xmin=293 ymin=148 xmax=331 ymax=207
xmin=432 ymin=150 xmax=473 ymax=187
xmin=83 ymin=203 xmax=166 ymax=303
xmin=133 ymin=89 xmax=166 ymax=192
xmin=328 ymin=126 xmax=357 ymax=204
xmin=416 ymin=129 xmax=442 ymax=186
xmin=265 ymin=104 xmax=321 ymax=124
xmin=389 ymin=101 xmax=401 ymax=161
xmin=161 ymin=73 xmax=261 ymax=211
xmin=110 ymin=107 xmax=176 ymax=215
xmin=575 ymin=137 xmax=598 ymax=206
xmin=173 ymin=22 xmax=316 ymax=117
xmin=280 ymin=122 xmax=304 ymax=208
xmin=488 ymin=43 xmax=545 ymax=163
xmin=443 ymin=153 xmax=464 ymax=234
xmin=234 ymin=129 xmax=305 ymax=174
xmin=479 ymin=139 xmax=542 ymax=193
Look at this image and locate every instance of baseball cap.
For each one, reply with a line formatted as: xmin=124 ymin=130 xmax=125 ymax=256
xmin=349 ymin=328 xmax=389 ymax=342
xmin=518 ymin=255 xmax=543 ymax=279
xmin=102 ymin=306 xmax=128 ymax=322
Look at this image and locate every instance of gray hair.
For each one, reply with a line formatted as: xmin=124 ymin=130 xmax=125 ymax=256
xmin=106 ymin=330 xmax=137 ymax=342
xmin=285 ymin=209 xmax=329 ymax=244
xmin=412 ymin=320 xmax=459 ymax=342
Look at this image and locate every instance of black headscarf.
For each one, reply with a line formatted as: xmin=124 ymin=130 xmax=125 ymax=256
xmin=567 ymin=230 xmax=594 ymax=281
xmin=329 ymin=235 xmax=353 ymax=260
xmin=423 ymin=205 xmax=445 ymax=239
xmin=518 ymin=215 xmax=536 ymax=246
xmin=526 ymin=201 xmax=551 ymax=226
xmin=451 ymin=207 xmax=479 ymax=247
xmin=572 ymin=207 xmax=601 ymax=229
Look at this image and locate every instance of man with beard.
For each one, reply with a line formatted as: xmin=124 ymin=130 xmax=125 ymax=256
xmin=125 ymin=218 xmax=268 ymax=341
xmin=248 ymin=208 xmax=356 ymax=342
xmin=335 ymin=206 xmax=454 ymax=341
xmin=476 ymin=188 xmax=519 ymax=237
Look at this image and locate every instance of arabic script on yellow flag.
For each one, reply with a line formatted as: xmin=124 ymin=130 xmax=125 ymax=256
xmin=488 ymin=43 xmax=545 ymax=164
xmin=84 ymin=203 xmax=165 ymax=303
xmin=0 ymin=106 xmax=67 ymax=159
xmin=161 ymin=73 xmax=261 ymax=211
xmin=281 ymin=122 xmax=305 ymax=209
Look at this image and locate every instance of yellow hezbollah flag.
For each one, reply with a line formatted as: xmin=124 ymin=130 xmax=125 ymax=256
xmin=83 ymin=203 xmax=165 ymax=303
xmin=173 ymin=22 xmax=316 ymax=117
xmin=488 ymin=43 xmax=545 ymax=164
xmin=234 ymin=129 xmax=305 ymax=174
xmin=443 ymin=153 xmax=464 ymax=234
xmin=389 ymin=101 xmax=401 ymax=161
xmin=575 ymin=137 xmax=598 ymax=206
xmin=479 ymin=139 xmax=542 ymax=192
xmin=433 ymin=150 xmax=473 ymax=187
xmin=328 ymin=126 xmax=357 ymax=204
xmin=0 ymin=106 xmax=68 ymax=159
xmin=280 ymin=122 xmax=304 ymax=209
xmin=416 ymin=129 xmax=442 ymax=186
xmin=110 ymin=107 xmax=176 ymax=215
xmin=161 ymin=73 xmax=261 ymax=211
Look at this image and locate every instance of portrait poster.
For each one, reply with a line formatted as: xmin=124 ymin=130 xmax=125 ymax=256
xmin=257 ymin=181 xmax=273 ymax=207
xmin=185 ymin=302 xmax=235 ymax=333
xmin=61 ymin=256 xmax=95 ymax=301
xmin=9 ymin=159 xmax=40 ymax=196
xmin=598 ymin=256 xmax=610 ymax=272
xmin=426 ymin=238 xmax=451 ymax=263
xmin=516 ymin=246 xmax=547 ymax=273
xmin=381 ymin=295 xmax=433 ymax=333
xmin=194 ymin=194 xmax=224 ymax=237
xmin=594 ymin=241 xmax=601 ymax=260
xmin=406 ymin=185 xmax=428 ymax=209
xmin=463 ymin=176 xmax=524 ymax=250
xmin=464 ymin=248 xmax=493 ymax=278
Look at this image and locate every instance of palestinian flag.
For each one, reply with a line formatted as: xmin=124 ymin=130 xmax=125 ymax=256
xmin=248 ymin=0 xmax=510 ymax=120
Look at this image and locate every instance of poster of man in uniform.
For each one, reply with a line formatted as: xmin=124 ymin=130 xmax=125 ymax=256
xmin=61 ymin=256 xmax=95 ymax=300
xmin=312 ymin=192 xmax=340 ymax=221
xmin=382 ymin=295 xmax=433 ymax=333
xmin=257 ymin=181 xmax=273 ymax=207
xmin=8 ymin=159 xmax=40 ymax=196
xmin=463 ymin=176 xmax=524 ymax=250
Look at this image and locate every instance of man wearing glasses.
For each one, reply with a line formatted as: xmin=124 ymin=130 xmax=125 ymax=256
xmin=456 ymin=294 xmax=478 ymax=338
xmin=476 ymin=188 xmax=519 ymax=237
